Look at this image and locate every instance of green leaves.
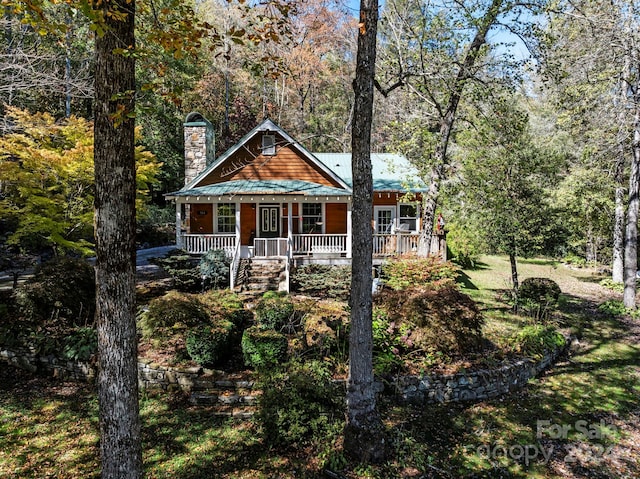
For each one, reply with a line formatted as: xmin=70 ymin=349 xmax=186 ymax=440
xmin=0 ymin=107 xmax=160 ymax=255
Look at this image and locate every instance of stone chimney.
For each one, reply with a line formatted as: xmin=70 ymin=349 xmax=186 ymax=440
xmin=184 ymin=112 xmax=215 ymax=185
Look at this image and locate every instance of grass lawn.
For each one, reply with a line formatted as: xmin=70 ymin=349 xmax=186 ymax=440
xmin=1 ymin=255 xmax=639 ymax=478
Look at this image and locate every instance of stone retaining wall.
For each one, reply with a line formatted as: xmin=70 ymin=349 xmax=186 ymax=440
xmin=392 ymin=340 xmax=568 ymax=404
xmin=1 ymin=338 xmax=569 ymax=408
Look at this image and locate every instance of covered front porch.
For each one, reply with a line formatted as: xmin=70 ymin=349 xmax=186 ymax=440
xmin=177 ymin=231 xmax=428 ymax=259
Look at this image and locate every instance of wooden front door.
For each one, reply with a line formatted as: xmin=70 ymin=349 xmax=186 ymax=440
xmin=190 ymin=204 xmax=213 ymax=234
xmin=259 ymin=205 xmax=280 ymax=238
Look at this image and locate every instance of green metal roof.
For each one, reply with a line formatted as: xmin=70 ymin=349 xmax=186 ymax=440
xmin=313 ymin=153 xmax=427 ymax=192
xmin=167 ymin=180 xmax=351 ymax=198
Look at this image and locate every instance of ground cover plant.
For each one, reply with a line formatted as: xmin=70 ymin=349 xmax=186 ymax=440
xmin=1 ymin=255 xmax=639 ymax=478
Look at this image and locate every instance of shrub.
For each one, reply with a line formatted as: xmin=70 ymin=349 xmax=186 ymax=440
xmin=256 ymin=360 xmax=344 ymax=448
xmin=186 ymin=320 xmax=235 ymax=366
xmin=301 ymin=300 xmax=349 ymax=360
xmin=241 ymin=326 xmax=288 ymax=370
xmin=374 ymin=285 xmax=484 ymax=356
xmin=517 ymin=277 xmax=561 ymax=321
xmin=14 ymin=256 xmax=95 ymax=325
xmin=199 ymin=249 xmax=230 ymax=290
xmin=510 ymin=325 xmax=566 ymax=358
xmin=199 ymin=289 xmax=251 ymax=328
xmin=381 ymin=258 xmax=459 ymax=291
xmin=598 ymin=299 xmax=627 ymax=317
xmin=137 ymin=291 xmax=209 ymax=340
xmin=290 ymin=264 xmax=351 ymax=299
xmin=254 ymin=292 xmax=295 ymax=331
xmin=151 ymin=250 xmax=201 ymax=292
xmin=61 ymin=327 xmax=97 ymax=361
xmin=446 ymin=222 xmax=483 ymax=269
xmin=599 ymin=278 xmax=624 ymax=294
xmin=372 ymin=308 xmax=406 ymax=375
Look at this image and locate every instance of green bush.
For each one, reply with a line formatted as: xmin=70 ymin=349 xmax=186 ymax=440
xmin=199 ymin=289 xmax=251 ymax=328
xmin=301 ymin=300 xmax=349 ymax=360
xmin=186 ymin=320 xmax=235 ymax=366
xmin=151 ymin=250 xmax=201 ymax=292
xmin=598 ymin=299 xmax=627 ymax=316
xmin=599 ymin=278 xmax=624 ymax=294
xmin=446 ymin=222 xmax=483 ymax=269
xmin=372 ymin=308 xmax=406 ymax=375
xmin=510 ymin=325 xmax=566 ymax=358
xmin=517 ymin=277 xmax=561 ymax=321
xmin=14 ymin=256 xmax=95 ymax=325
xmin=375 ymin=285 xmax=484 ymax=356
xmin=241 ymin=326 xmax=288 ymax=370
xmin=381 ymin=258 xmax=459 ymax=291
xmin=290 ymin=264 xmax=351 ymax=299
xmin=137 ymin=291 xmax=209 ymax=340
xmin=199 ymin=249 xmax=230 ymax=290
xmin=254 ymin=292 xmax=295 ymax=331
xmin=61 ymin=327 xmax=97 ymax=361
xmin=256 ymin=360 xmax=344 ymax=448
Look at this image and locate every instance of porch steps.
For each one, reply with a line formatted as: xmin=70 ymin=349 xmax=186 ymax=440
xmin=235 ymin=258 xmax=286 ymax=292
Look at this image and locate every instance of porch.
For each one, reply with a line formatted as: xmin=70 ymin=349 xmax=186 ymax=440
xmin=178 ymin=232 xmax=433 ymax=258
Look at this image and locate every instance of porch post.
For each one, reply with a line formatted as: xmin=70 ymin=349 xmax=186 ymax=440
xmin=287 ymin=202 xmax=293 ymax=253
xmin=235 ymin=202 xmax=241 ymax=248
xmin=346 ymin=201 xmax=352 ymax=258
xmin=175 ymin=201 xmax=183 ymax=249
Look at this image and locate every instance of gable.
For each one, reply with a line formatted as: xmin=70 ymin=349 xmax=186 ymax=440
xmin=197 ymin=133 xmax=342 ymax=188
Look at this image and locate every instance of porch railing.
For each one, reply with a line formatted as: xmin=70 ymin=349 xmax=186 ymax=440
xmin=373 ymin=233 xmax=421 ymax=256
xmin=254 ymin=238 xmax=288 ymax=257
xmin=292 ymin=234 xmax=348 ymax=255
xmin=229 ymin=240 xmax=242 ymax=290
xmin=182 ymin=234 xmax=236 ymax=255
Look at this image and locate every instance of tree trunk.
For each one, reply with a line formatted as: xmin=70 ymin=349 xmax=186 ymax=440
xmin=94 ymin=1 xmax=142 ymax=478
xmin=623 ymin=103 xmax=640 ymax=309
xmin=613 ymin=182 xmax=625 ymax=282
xmin=344 ymin=0 xmax=386 ymax=464
xmin=510 ymin=251 xmax=519 ymax=292
xmin=613 ymin=51 xmax=631 ymax=283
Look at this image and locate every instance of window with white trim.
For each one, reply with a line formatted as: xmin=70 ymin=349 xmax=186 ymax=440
xmin=398 ymin=203 xmax=419 ymax=232
xmin=216 ymin=203 xmax=236 ymax=233
xmin=262 ymin=134 xmax=276 ymax=155
xmin=302 ymin=203 xmax=322 ymax=233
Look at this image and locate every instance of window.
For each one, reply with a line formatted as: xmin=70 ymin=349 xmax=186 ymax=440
xmin=398 ymin=203 xmax=419 ymax=232
xmin=217 ymin=203 xmax=236 ymax=233
xmin=376 ymin=208 xmax=394 ymax=234
xmin=302 ymin=203 xmax=322 ymax=233
xmin=262 ymin=134 xmax=276 ymax=155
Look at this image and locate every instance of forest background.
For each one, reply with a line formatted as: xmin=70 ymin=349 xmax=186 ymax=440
xmin=1 ymin=0 xmax=638 ymax=289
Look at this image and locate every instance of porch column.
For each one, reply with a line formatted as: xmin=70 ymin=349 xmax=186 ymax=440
xmin=235 ymin=202 xmax=241 ymax=249
xmin=346 ymin=202 xmax=352 ymax=259
xmin=287 ymin=202 xmax=293 ymax=256
xmin=175 ymin=202 xmax=183 ymax=249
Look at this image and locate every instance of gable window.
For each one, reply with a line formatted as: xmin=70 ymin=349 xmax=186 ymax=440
xmin=302 ymin=203 xmax=322 ymax=233
xmin=262 ymin=134 xmax=276 ymax=155
xmin=217 ymin=203 xmax=236 ymax=233
xmin=398 ymin=203 xmax=419 ymax=232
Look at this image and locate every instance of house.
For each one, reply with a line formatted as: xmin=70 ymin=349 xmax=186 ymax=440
xmin=165 ymin=113 xmax=445 ymax=291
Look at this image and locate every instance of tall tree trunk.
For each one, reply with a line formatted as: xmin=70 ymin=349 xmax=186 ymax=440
xmin=613 ymin=51 xmax=631 ymax=283
xmin=94 ymin=1 xmax=142 ymax=478
xmin=344 ymin=0 xmax=386 ymax=464
xmin=510 ymin=250 xmax=519 ymax=292
xmin=613 ymin=180 xmax=626 ymax=282
xmin=418 ymin=0 xmax=503 ymax=253
xmin=623 ymin=102 xmax=640 ymax=309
